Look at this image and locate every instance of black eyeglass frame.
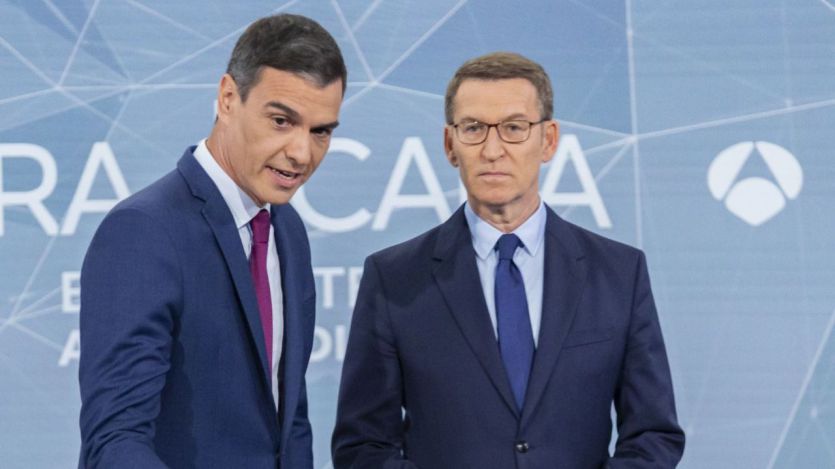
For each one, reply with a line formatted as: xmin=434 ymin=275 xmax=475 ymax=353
xmin=450 ymin=117 xmax=549 ymax=145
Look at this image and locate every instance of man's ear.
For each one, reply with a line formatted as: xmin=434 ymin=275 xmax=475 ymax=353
xmin=444 ymin=126 xmax=459 ymax=167
xmin=541 ymin=119 xmax=560 ymax=163
xmin=216 ymin=74 xmax=239 ymax=123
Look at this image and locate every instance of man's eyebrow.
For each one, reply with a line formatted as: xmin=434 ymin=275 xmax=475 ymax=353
xmin=265 ymin=101 xmax=300 ymax=120
xmin=314 ymin=120 xmax=340 ymax=132
xmin=266 ymin=101 xmax=338 ymax=130
xmin=503 ymin=112 xmax=530 ymax=121
xmin=455 ymin=112 xmax=531 ymax=123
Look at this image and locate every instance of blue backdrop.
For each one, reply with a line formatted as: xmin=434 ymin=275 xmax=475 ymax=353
xmin=1 ymin=1 xmax=833 ymax=467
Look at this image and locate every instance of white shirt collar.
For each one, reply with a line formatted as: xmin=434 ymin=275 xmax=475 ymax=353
xmin=464 ymin=199 xmax=547 ymax=260
xmin=193 ymin=139 xmax=269 ymax=228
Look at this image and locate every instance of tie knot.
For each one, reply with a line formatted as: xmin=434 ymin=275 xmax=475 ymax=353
xmin=250 ymin=209 xmax=271 ymax=244
xmin=495 ymin=233 xmax=522 ymax=261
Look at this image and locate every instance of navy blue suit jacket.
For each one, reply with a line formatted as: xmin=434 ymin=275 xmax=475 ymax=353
xmin=333 ymin=205 xmax=684 ymax=468
xmin=79 ymin=148 xmax=316 ymax=468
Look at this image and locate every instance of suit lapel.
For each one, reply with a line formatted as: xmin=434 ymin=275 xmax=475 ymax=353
xmin=271 ymin=204 xmax=307 ymax=443
xmin=177 ymin=152 xmax=273 ymax=394
xmin=432 ymin=207 xmax=519 ymax=417
xmin=521 ymin=207 xmax=587 ymax=427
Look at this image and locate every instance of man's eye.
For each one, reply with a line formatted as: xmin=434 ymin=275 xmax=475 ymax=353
xmin=462 ymin=123 xmax=485 ymax=133
xmin=502 ymin=123 xmax=524 ymax=132
xmin=273 ymin=116 xmax=292 ymax=128
xmin=312 ymin=128 xmax=333 ymax=139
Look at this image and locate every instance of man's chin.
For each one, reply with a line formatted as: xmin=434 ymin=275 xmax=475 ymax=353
xmin=265 ymin=196 xmax=293 ymax=206
xmin=469 ymin=191 xmax=514 ymax=209
xmin=244 ymin=187 xmax=292 ymax=207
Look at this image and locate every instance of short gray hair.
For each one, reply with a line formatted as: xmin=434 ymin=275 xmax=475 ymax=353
xmin=445 ymin=51 xmax=553 ymax=124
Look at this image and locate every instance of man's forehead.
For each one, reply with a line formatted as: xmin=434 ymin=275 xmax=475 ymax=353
xmin=248 ymin=68 xmax=342 ymax=116
xmin=250 ymin=66 xmax=337 ymax=88
xmin=456 ymin=77 xmax=537 ymax=96
xmin=453 ymin=78 xmax=538 ymax=117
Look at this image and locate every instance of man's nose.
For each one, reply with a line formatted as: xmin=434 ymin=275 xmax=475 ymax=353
xmin=481 ymin=126 xmax=504 ymax=161
xmin=285 ymin=128 xmax=312 ymax=166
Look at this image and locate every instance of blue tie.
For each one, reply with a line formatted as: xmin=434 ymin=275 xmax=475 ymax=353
xmin=495 ymin=233 xmax=535 ymax=411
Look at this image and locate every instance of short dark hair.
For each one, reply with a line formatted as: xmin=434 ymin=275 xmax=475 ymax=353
xmin=227 ymin=14 xmax=347 ymax=101
xmin=444 ymin=52 xmax=553 ymax=124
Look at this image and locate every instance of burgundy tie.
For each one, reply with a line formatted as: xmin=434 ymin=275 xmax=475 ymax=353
xmin=249 ymin=209 xmax=273 ymax=368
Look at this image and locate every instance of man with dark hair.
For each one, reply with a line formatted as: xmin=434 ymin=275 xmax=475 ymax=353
xmin=79 ymin=14 xmax=346 ymax=468
xmin=332 ymin=52 xmax=684 ymax=468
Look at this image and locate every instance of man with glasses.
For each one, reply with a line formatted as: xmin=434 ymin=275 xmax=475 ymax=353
xmin=332 ymin=52 xmax=684 ymax=468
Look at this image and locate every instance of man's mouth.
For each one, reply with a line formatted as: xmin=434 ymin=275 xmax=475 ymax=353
xmin=268 ymin=166 xmax=301 ymax=180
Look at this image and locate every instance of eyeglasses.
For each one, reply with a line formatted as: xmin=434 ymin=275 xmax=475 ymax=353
xmin=451 ymin=118 xmax=548 ymax=145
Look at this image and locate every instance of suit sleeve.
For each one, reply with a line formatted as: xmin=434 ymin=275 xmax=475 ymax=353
xmin=331 ymin=256 xmax=419 ymax=469
xmin=283 ymin=209 xmax=314 ymax=469
xmin=608 ymin=251 xmax=685 ymax=468
xmin=78 ymin=208 xmax=180 ymax=468
xmin=284 ymin=378 xmax=313 ymax=468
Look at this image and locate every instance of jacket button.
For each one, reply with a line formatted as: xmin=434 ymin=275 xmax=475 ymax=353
xmin=515 ymin=441 xmax=529 ymax=453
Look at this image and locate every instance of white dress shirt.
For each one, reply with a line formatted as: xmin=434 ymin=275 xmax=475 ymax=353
xmin=193 ymin=140 xmax=283 ymax=409
xmin=464 ymin=200 xmax=546 ymax=347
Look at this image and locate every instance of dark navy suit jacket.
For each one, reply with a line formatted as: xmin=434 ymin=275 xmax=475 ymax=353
xmin=333 ymin=206 xmax=684 ymax=468
xmin=79 ymin=148 xmax=315 ymax=468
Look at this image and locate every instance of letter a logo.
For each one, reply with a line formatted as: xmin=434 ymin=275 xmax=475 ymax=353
xmin=707 ymin=141 xmax=802 ymax=226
